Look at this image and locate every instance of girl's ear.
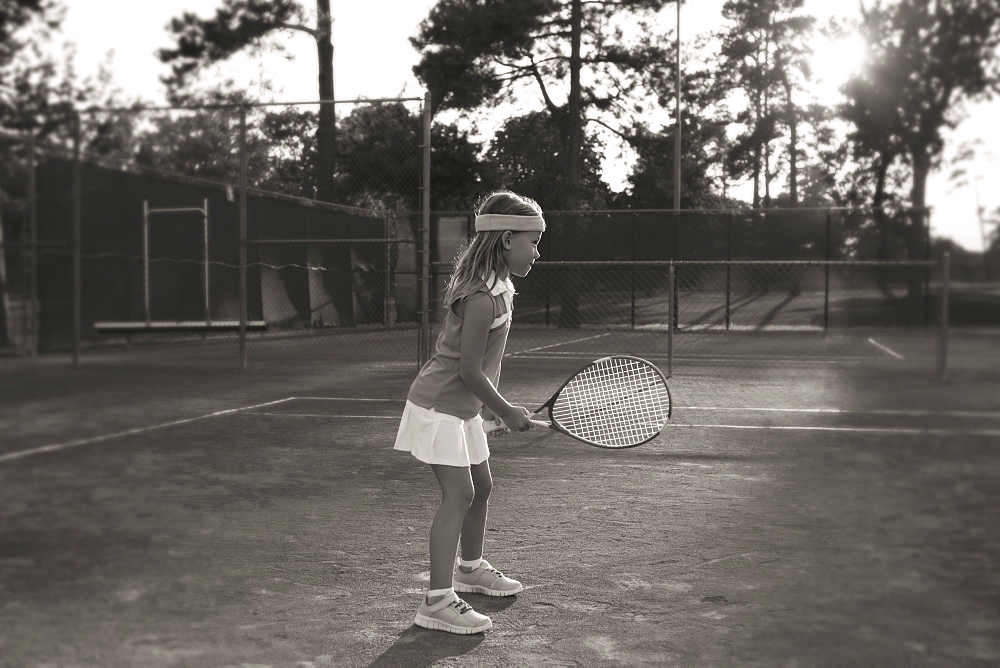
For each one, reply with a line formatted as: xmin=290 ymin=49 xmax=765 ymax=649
xmin=501 ymin=231 xmax=513 ymax=249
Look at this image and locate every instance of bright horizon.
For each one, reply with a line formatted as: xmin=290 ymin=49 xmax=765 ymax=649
xmin=59 ymin=0 xmax=998 ymax=252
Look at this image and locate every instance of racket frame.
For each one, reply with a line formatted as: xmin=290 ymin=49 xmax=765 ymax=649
xmin=487 ymin=354 xmax=672 ymax=449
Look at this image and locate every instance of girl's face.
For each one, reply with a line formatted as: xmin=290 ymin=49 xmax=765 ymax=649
xmin=503 ymin=230 xmax=542 ymax=278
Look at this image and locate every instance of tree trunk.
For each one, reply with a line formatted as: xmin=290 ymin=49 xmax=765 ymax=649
xmin=904 ymin=145 xmax=932 ymax=309
xmin=784 ymin=77 xmax=798 ymax=206
xmin=315 ymin=0 xmax=354 ymax=326
xmin=315 ymin=0 xmax=336 ymax=202
xmin=565 ymin=0 xmax=582 ymax=211
xmin=557 ymin=0 xmax=583 ymax=329
xmin=872 ymin=155 xmax=894 ymax=298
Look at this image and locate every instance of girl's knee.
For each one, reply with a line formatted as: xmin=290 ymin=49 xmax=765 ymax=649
xmin=442 ymin=483 xmax=476 ymax=509
xmin=472 ymin=478 xmax=492 ymax=504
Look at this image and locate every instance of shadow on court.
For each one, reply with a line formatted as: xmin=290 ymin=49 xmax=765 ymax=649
xmin=1 ymin=331 xmax=999 ymax=665
xmin=369 ymin=626 xmax=485 ymax=667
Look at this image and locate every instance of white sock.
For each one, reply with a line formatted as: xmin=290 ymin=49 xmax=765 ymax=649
xmin=426 ymin=587 xmax=453 ymax=602
xmin=460 ymin=557 xmax=483 ymax=570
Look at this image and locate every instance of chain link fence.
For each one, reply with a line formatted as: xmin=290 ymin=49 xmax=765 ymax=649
xmin=429 ymin=258 xmax=949 ymax=377
xmin=0 ymin=112 xmax=962 ymax=379
xmin=0 ymin=97 xmax=429 ymax=370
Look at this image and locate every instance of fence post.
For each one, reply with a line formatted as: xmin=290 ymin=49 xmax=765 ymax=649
xmin=71 ymin=112 xmax=81 ymax=365
xmin=726 ymin=213 xmax=732 ymax=330
xmin=822 ymin=209 xmax=831 ymax=333
xmin=667 ymin=260 xmax=674 ymax=377
xmin=27 ymin=130 xmax=38 ymax=356
xmin=419 ymin=91 xmax=432 ymax=367
xmin=630 ymin=213 xmax=636 ymax=329
xmin=936 ymin=252 xmax=950 ymax=381
xmin=238 ymin=106 xmax=248 ymax=370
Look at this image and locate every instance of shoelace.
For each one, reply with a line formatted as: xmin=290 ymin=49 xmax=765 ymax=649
xmin=449 ymin=598 xmax=473 ymax=614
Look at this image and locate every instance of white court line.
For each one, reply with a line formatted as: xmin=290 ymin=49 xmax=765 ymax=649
xmin=291 ymin=398 xmax=999 ymax=420
xmin=868 ymin=337 xmax=905 ymax=359
xmin=0 ymin=398 xmax=297 ymax=464
xmin=248 ymin=413 xmax=399 ymax=419
xmin=509 ymin=353 xmax=882 ymax=365
xmin=293 ymin=396 xmax=403 ymax=402
xmin=680 ymin=406 xmax=999 ymax=419
xmin=254 ymin=413 xmax=1000 ymax=437
xmin=666 ymin=423 xmax=1000 ymax=437
xmin=506 ymin=333 xmax=611 ymax=356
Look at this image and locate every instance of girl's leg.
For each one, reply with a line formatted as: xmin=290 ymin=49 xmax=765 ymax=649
xmin=460 ymin=459 xmax=493 ymax=561
xmin=428 ymin=464 xmax=475 ymax=594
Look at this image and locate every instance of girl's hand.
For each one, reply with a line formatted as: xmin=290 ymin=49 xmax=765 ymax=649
xmin=501 ymin=406 xmax=534 ymax=432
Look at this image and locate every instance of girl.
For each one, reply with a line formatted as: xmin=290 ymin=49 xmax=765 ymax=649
xmin=393 ymin=190 xmax=544 ymax=634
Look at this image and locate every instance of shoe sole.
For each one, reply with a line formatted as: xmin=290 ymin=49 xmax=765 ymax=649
xmin=413 ymin=612 xmax=492 ymax=634
xmin=454 ymin=583 xmax=524 ymax=597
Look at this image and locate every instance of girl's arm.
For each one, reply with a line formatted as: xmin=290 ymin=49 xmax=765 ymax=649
xmin=458 ymin=292 xmax=532 ymax=431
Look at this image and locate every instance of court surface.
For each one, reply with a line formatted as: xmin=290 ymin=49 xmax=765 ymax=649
xmin=1 ymin=330 xmax=998 ymax=665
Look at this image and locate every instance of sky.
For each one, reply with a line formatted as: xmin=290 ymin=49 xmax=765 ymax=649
xmin=58 ymin=0 xmax=999 ymax=251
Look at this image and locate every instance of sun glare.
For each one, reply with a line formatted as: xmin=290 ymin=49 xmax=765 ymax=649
xmin=808 ymin=33 xmax=868 ymax=104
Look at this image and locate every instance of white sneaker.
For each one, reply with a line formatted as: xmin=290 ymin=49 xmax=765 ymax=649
xmin=454 ymin=560 xmax=523 ymax=597
xmin=413 ymin=590 xmax=492 ymax=634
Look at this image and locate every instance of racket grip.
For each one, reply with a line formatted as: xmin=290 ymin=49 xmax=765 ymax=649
xmin=483 ymin=417 xmax=550 ymax=433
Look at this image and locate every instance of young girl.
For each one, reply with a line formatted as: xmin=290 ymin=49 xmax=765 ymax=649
xmin=393 ymin=190 xmax=544 ymax=634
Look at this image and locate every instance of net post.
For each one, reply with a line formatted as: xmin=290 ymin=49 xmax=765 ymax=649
xmin=27 ymin=129 xmax=39 ymax=356
xmin=203 ymin=197 xmax=210 ymax=324
xmin=238 ymin=106 xmax=248 ymax=370
xmin=936 ymin=252 xmax=950 ymax=381
xmin=71 ymin=111 xmax=82 ymax=365
xmin=824 ymin=208 xmax=831 ymax=333
xmin=142 ymin=200 xmax=150 ymax=324
xmin=630 ymin=213 xmax=637 ymax=329
xmin=667 ymin=260 xmax=674 ymax=377
xmin=418 ymin=91 xmax=432 ymax=368
xmin=725 ymin=213 xmax=732 ymax=330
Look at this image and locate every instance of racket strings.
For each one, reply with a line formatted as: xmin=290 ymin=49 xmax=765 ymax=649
xmin=551 ymin=357 xmax=670 ymax=447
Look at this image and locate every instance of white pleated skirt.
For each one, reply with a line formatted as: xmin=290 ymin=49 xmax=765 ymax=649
xmin=393 ymin=400 xmax=490 ymax=467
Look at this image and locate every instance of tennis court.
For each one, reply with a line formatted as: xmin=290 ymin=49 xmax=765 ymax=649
xmin=2 ymin=330 xmax=998 ymax=665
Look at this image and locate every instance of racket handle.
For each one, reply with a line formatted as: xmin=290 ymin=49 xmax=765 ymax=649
xmin=483 ymin=417 xmax=550 ymax=433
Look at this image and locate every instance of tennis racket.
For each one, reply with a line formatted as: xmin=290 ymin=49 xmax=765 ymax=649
xmin=484 ymin=355 xmax=672 ymax=449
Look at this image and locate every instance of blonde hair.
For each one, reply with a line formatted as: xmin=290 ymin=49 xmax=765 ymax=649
xmin=444 ymin=190 xmax=544 ymax=305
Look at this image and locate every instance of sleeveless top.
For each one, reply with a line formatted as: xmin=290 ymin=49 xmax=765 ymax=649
xmin=407 ymin=273 xmax=514 ymax=419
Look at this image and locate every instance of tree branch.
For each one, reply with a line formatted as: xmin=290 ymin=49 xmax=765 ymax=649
xmin=275 ymin=22 xmax=316 ymax=38
xmin=584 ymin=116 xmax=632 ymax=142
xmin=528 ymin=55 xmax=559 ymax=114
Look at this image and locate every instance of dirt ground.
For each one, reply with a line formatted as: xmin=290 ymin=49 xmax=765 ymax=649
xmin=1 ymin=333 xmax=999 ymax=666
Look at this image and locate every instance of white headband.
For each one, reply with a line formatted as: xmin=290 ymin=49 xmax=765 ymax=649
xmin=475 ymin=214 xmax=546 ymax=233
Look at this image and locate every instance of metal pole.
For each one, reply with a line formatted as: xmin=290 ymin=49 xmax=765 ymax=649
xmin=71 ymin=113 xmax=82 ymax=365
xmin=238 ymin=107 xmax=248 ymax=369
xmin=384 ymin=214 xmax=391 ymax=327
xmin=673 ymin=1 xmax=682 ymax=213
xmin=142 ymin=200 xmax=150 ymax=324
xmin=667 ymin=260 xmax=674 ymax=377
xmin=203 ymin=197 xmax=210 ymax=323
xmin=726 ymin=213 xmax=732 ymax=330
xmin=630 ymin=213 xmax=636 ymax=329
xmin=27 ymin=130 xmax=39 ymax=355
xmin=824 ymin=208 xmax=831 ymax=333
xmin=419 ymin=91 xmax=432 ymax=367
xmin=936 ymin=252 xmax=950 ymax=381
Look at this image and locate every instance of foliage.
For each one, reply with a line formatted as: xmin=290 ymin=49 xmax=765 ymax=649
xmin=842 ymin=0 xmax=1000 ymax=216
xmin=157 ymin=0 xmax=306 ymax=93
xmin=718 ymin=0 xmax=816 ymax=207
xmin=483 ymin=110 xmax=608 ymax=211
xmin=158 ymin=0 xmax=338 ymax=201
xmin=412 ymin=0 xmax=676 ymax=208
